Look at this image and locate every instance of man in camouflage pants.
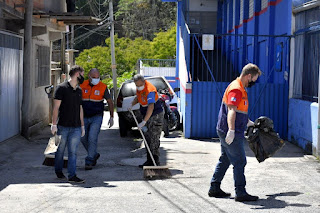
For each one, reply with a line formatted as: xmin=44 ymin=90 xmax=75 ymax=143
xmin=129 ymin=74 xmax=164 ymax=167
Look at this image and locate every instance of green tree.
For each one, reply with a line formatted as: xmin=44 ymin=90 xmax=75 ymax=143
xmin=151 ymin=26 xmax=176 ymax=59
xmin=76 ymin=35 xmax=152 ymax=88
xmin=116 ymin=0 xmax=176 ymax=40
xmin=76 ymin=26 xmax=176 ymax=89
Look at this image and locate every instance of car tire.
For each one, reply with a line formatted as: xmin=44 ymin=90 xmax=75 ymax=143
xmin=119 ymin=116 xmax=128 ymax=137
xmin=163 ymin=118 xmax=170 ymax=137
xmin=174 ymin=110 xmax=181 ymax=130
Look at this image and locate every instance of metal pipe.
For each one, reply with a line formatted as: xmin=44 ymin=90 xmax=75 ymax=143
xmin=293 ymin=0 xmax=320 ymax=14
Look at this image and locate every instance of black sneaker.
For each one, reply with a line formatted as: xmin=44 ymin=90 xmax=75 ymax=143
xmin=92 ymin=153 xmax=100 ymax=166
xmin=235 ymin=193 xmax=259 ymax=202
xmin=208 ymin=189 xmax=231 ymax=198
xmin=68 ymin=176 xmax=85 ymax=183
xmin=85 ymin=164 xmax=93 ymax=170
xmin=56 ymin=172 xmax=66 ymax=179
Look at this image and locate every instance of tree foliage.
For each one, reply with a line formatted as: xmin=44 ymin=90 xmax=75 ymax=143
xmin=76 ymin=26 xmax=176 ymax=88
xmin=116 ymin=0 xmax=176 ymax=40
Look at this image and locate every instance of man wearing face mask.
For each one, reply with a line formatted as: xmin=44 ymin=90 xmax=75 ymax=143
xmin=129 ymin=74 xmax=164 ymax=167
xmin=80 ymin=68 xmax=114 ymax=170
xmin=208 ymin=63 xmax=262 ymax=202
xmin=51 ymin=65 xmax=85 ymax=183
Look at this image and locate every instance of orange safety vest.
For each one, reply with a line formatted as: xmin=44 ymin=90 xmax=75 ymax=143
xmin=81 ymin=80 xmax=107 ymax=102
xmin=222 ymin=77 xmax=248 ymax=114
xmin=136 ymin=80 xmax=159 ymax=107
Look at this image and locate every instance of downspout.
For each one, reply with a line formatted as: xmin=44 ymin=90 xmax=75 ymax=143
xmin=21 ymin=0 xmax=33 ymax=139
xmin=176 ymin=1 xmax=181 ymax=95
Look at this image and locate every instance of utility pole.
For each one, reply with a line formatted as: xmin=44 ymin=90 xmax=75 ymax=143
xmin=109 ymin=0 xmax=117 ymax=106
xmin=21 ymin=0 xmax=33 ymax=139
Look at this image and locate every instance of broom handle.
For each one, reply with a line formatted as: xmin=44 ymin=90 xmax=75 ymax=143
xmin=129 ymin=109 xmax=157 ymax=166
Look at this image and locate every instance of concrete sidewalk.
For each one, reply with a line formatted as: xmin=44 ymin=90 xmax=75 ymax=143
xmin=0 ymin=112 xmax=319 ymax=213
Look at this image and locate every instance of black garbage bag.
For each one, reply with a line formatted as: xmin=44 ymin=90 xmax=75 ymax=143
xmin=245 ymin=116 xmax=285 ymax=163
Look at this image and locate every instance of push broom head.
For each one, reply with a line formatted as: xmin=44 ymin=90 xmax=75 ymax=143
xmin=143 ymin=166 xmax=172 ymax=180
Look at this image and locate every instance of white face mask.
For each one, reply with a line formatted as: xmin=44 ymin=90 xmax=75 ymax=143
xmin=91 ymin=77 xmax=100 ymax=85
xmin=137 ymin=85 xmax=145 ymax=91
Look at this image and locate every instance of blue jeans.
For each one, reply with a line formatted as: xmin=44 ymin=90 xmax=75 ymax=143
xmin=81 ymin=115 xmax=103 ymax=165
xmin=211 ymin=130 xmax=247 ymax=196
xmin=55 ymin=125 xmax=81 ymax=179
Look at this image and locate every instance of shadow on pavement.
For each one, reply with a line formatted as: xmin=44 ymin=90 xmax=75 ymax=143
xmin=243 ymin=192 xmax=312 ymax=209
xmin=0 ymin=126 xmax=183 ymax=191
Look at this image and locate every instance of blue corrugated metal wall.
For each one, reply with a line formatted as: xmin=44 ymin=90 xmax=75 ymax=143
xmin=191 ymin=82 xmax=288 ymax=139
xmin=188 ymin=0 xmax=291 ymax=139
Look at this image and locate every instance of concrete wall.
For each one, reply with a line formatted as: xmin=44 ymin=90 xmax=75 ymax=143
xmin=43 ymin=0 xmax=66 ymax=13
xmin=28 ymin=33 xmax=51 ymax=136
xmin=189 ymin=0 xmax=218 ymax=11
xmin=187 ymin=0 xmax=218 ymax=34
xmin=288 ymin=98 xmax=316 ymax=154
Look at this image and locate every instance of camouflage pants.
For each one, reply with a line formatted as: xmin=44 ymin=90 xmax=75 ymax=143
xmin=144 ymin=111 xmax=164 ymax=157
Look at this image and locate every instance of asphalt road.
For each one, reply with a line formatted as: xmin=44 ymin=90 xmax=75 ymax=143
xmin=0 ymin=112 xmax=319 ymax=213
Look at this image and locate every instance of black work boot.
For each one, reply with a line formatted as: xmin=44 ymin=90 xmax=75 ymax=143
xmin=153 ymin=155 xmax=160 ymax=166
xmin=208 ymin=182 xmax=231 ymax=198
xmin=139 ymin=153 xmax=153 ymax=168
xmin=235 ymin=193 xmax=259 ymax=202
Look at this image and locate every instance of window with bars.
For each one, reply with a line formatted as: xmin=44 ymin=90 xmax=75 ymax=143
xmin=233 ymin=0 xmax=236 ymax=28
xmin=36 ymin=45 xmax=51 ymax=87
xmin=262 ymin=0 xmax=268 ymax=10
xmin=293 ymin=7 xmax=320 ymax=101
xmin=240 ymin=0 xmax=244 ymax=24
xmin=227 ymin=2 xmax=230 ymax=31
xmin=249 ymin=0 xmax=254 ymax=18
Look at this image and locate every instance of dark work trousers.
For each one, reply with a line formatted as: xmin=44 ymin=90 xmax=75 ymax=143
xmin=144 ymin=111 xmax=164 ymax=158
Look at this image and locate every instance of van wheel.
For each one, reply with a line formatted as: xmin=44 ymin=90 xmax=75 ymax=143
xmin=119 ymin=116 xmax=127 ymax=137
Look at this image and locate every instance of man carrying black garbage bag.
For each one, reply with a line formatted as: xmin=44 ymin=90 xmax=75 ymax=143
xmin=208 ymin=63 xmax=262 ymax=202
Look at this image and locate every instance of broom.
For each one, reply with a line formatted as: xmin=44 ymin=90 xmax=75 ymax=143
xmin=129 ymin=109 xmax=171 ymax=179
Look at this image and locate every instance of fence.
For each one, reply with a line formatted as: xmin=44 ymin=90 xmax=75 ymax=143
xmin=183 ymin=32 xmax=291 ymax=138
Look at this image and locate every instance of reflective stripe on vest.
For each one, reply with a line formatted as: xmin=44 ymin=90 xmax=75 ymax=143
xmin=222 ymin=77 xmax=248 ymax=114
xmin=136 ymin=80 xmax=158 ymax=106
xmin=80 ymin=80 xmax=107 ymax=102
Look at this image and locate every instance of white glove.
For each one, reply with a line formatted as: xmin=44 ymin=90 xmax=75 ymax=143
xmin=225 ymin=130 xmax=235 ymax=145
xmin=138 ymin=120 xmax=146 ymax=129
xmin=81 ymin=126 xmax=85 ymax=137
xmin=128 ymin=105 xmax=133 ymax=111
xmin=108 ymin=117 xmax=114 ymax=128
xmin=51 ymin=125 xmax=57 ymax=135
xmin=247 ymin=120 xmax=255 ymax=127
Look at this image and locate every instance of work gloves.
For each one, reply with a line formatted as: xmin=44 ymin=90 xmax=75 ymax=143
xmin=108 ymin=117 xmax=114 ymax=128
xmin=51 ymin=125 xmax=57 ymax=135
xmin=225 ymin=130 xmax=235 ymax=145
xmin=81 ymin=126 xmax=85 ymax=137
xmin=247 ymin=120 xmax=255 ymax=127
xmin=138 ymin=120 xmax=146 ymax=129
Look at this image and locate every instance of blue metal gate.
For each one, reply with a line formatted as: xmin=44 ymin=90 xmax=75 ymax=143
xmin=190 ymin=34 xmax=290 ymax=139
